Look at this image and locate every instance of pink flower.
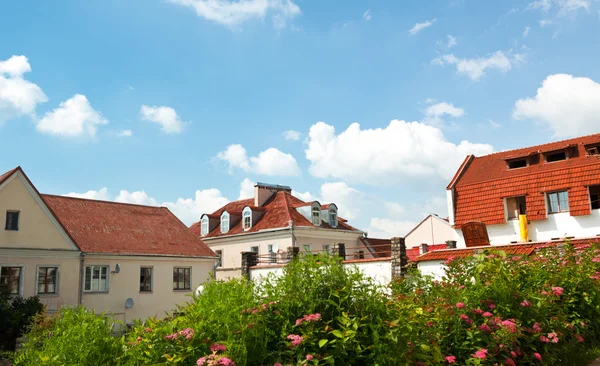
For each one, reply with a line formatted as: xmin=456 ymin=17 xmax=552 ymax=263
xmin=533 ymin=353 xmax=543 ymax=362
xmin=295 ymin=318 xmax=304 ymax=326
xmin=472 ymin=349 xmax=488 ymax=359
xmin=482 ymin=312 xmax=493 ymax=317
xmin=144 ymin=327 xmax=152 ymax=333
xmin=179 ymin=328 xmax=195 ymax=340
xmin=456 ymin=302 xmax=465 ymax=309
xmin=197 ymin=357 xmax=207 ymax=366
xmin=520 ymin=300 xmax=531 ymax=307
xmin=287 ymin=334 xmax=303 ymax=347
xmin=473 ymin=309 xmax=483 ymax=315
xmin=274 ymin=363 xmax=282 ymax=366
xmin=445 ymin=257 xmax=455 ymax=265
xmin=501 ymin=319 xmax=517 ymax=333
xmin=219 ymin=357 xmax=235 ymax=365
xmin=532 ymin=322 xmax=542 ymax=333
xmin=306 ymin=354 xmax=313 ymax=361
xmin=164 ymin=333 xmax=178 ymax=340
xmin=576 ymin=334 xmax=584 ymax=342
xmin=489 ymin=304 xmax=496 ymax=309
xmin=505 ymin=358 xmax=516 ymax=366
xmin=511 ymin=351 xmax=517 ymax=358
xmin=592 ymin=257 xmax=600 ymax=263
xmin=211 ymin=343 xmax=227 ymax=352
xmin=551 ymin=287 xmax=563 ymax=296
xmin=445 ymin=355 xmax=456 ymax=364
xmin=540 ymin=336 xmax=549 ymax=343
xmin=479 ymin=324 xmax=491 ymax=332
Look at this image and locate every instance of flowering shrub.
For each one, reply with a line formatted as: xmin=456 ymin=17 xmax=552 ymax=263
xmin=12 ymin=244 xmax=600 ymax=365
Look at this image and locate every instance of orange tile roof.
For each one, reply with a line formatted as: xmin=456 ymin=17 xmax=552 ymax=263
xmin=42 ymin=194 xmax=215 ymax=257
xmin=190 ymin=191 xmax=360 ymax=238
xmin=450 ymin=133 xmax=600 ymax=226
xmin=414 ymin=237 xmax=600 ymax=262
xmin=0 ymin=166 xmax=19 ymax=186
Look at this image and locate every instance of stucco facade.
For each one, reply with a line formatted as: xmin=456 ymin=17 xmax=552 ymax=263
xmin=404 ymin=215 xmax=459 ymax=249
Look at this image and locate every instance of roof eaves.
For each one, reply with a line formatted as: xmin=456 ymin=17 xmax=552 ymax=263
xmin=446 ymin=155 xmax=474 ymax=190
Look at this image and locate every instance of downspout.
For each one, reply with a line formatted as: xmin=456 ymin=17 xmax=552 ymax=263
xmin=289 ymin=220 xmax=297 ymax=248
xmin=78 ymin=252 xmax=86 ymax=305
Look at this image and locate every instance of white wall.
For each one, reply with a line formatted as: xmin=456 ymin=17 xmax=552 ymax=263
xmin=417 ymin=260 xmax=447 ymax=280
xmin=405 ymin=216 xmax=459 ymax=249
xmin=455 ymin=209 xmax=600 ymax=246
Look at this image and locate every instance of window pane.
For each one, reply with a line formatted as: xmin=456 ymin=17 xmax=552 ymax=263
xmin=173 ymin=268 xmax=179 ymax=289
xmin=548 ymin=193 xmax=559 ymax=213
xmin=85 ymin=267 xmax=91 ymax=291
xmin=558 ymin=191 xmax=569 ymax=211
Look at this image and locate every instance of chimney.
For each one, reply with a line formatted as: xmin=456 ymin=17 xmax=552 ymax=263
xmin=254 ymin=182 xmax=292 ymax=207
xmin=445 ymin=240 xmax=457 ymax=249
xmin=420 ymin=243 xmax=429 ymax=254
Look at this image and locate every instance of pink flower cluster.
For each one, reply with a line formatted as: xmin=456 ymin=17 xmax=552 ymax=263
xmin=520 ymin=300 xmax=531 ymax=307
xmin=472 ymin=348 xmax=488 ymax=359
xmin=455 ymin=302 xmax=465 ymax=309
xmin=540 ymin=332 xmax=559 ymax=344
xmin=196 ymin=355 xmax=235 ymax=366
xmin=551 ymin=286 xmax=563 ymax=296
xmin=164 ymin=328 xmax=195 ymax=341
xmin=500 ymin=319 xmax=517 ymax=333
xmin=242 ymin=301 xmax=278 ymax=315
xmin=210 ymin=343 xmax=227 ymax=352
xmin=445 ymin=355 xmax=456 ymax=363
xmin=287 ymin=334 xmax=304 ymax=347
xmin=295 ymin=313 xmax=321 ymax=326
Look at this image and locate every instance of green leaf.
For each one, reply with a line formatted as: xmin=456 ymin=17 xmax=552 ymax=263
xmin=319 ymin=339 xmax=328 ymax=347
xmin=331 ymin=330 xmax=344 ymax=338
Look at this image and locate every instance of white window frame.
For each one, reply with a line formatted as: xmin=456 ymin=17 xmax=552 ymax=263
xmin=328 ymin=207 xmax=338 ymax=227
xmin=35 ymin=265 xmax=59 ymax=296
xmin=268 ymin=244 xmax=278 ymax=263
xmin=242 ymin=207 xmax=252 ymax=231
xmin=323 ymin=244 xmax=330 ymax=253
xmin=200 ymin=216 xmax=209 ymax=236
xmin=220 ymin=212 xmax=230 ymax=234
xmin=547 ymin=190 xmax=569 ymax=214
xmin=83 ymin=265 xmax=109 ymax=293
xmin=0 ymin=264 xmax=24 ymax=296
xmin=311 ymin=203 xmax=321 ymax=226
xmin=140 ymin=266 xmax=153 ymax=293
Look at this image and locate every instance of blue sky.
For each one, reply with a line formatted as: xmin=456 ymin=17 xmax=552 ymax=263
xmin=1 ymin=0 xmax=600 ymax=237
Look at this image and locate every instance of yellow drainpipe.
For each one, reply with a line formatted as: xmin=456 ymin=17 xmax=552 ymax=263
xmin=519 ymin=214 xmax=528 ymax=242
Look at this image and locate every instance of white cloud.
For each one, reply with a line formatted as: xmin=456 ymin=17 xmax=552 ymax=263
xmin=489 ymin=120 xmax=502 ymax=128
xmin=115 ymin=190 xmax=158 ymax=206
xmin=423 ymin=101 xmax=465 ymax=127
xmin=238 ymin=178 xmax=255 ymax=199
xmin=523 ymin=26 xmax=530 ymax=37
xmin=540 ymin=19 xmax=553 ymax=26
xmin=408 ymin=18 xmax=436 ymax=35
xmin=447 ymin=35 xmax=457 ymax=48
xmin=283 ymin=130 xmax=301 ymax=140
xmin=117 ymin=130 xmax=133 ymax=137
xmin=363 ymin=9 xmax=372 ymax=21
xmin=320 ymin=182 xmax=364 ymax=220
xmin=0 ymin=55 xmax=47 ymax=123
xmin=367 ymin=218 xmax=418 ymax=238
xmin=513 ymin=74 xmax=600 ymax=137
xmin=36 ymin=94 xmax=108 ymax=138
xmin=305 ymin=120 xmax=493 ymax=185
xmin=167 ymin=0 xmax=301 ymax=29
xmin=65 ymin=187 xmax=111 ymax=201
xmin=292 ymin=190 xmax=317 ymax=202
xmin=432 ymin=51 xmax=512 ymax=81
xmin=528 ymin=0 xmax=590 ymax=16
xmin=140 ymin=105 xmax=185 ymax=134
xmin=217 ymin=144 xmax=301 ymax=176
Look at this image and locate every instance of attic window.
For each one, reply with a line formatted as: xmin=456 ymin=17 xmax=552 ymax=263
xmin=200 ymin=216 xmax=209 ymax=236
xmin=328 ymin=207 xmax=338 ymax=227
xmin=311 ymin=204 xmax=321 ymax=226
xmin=220 ymin=212 xmax=230 ymax=234
xmin=242 ymin=207 xmax=252 ymax=231
xmin=545 ymin=151 xmax=566 ymax=163
xmin=586 ymin=145 xmax=600 ymax=156
xmin=507 ymin=159 xmax=527 ymax=169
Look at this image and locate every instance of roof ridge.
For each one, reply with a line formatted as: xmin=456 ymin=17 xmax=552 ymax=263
xmin=42 ymin=193 xmax=164 ymax=210
xmin=281 ymin=191 xmax=294 ymax=225
xmin=472 ymin=132 xmax=600 ymax=159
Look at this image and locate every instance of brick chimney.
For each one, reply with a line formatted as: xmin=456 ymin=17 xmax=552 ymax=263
xmin=254 ymin=183 xmax=292 ymax=207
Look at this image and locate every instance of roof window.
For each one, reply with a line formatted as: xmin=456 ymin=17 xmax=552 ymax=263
xmin=545 ymin=151 xmax=566 ymax=163
xmin=200 ymin=216 xmax=209 ymax=236
xmin=311 ymin=202 xmax=321 ymax=226
xmin=220 ymin=212 xmax=230 ymax=234
xmin=586 ymin=144 xmax=600 ymax=156
xmin=242 ymin=207 xmax=252 ymax=231
xmin=507 ymin=158 xmax=527 ymax=169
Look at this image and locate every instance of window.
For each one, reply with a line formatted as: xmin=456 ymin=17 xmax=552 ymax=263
xmin=311 ymin=205 xmax=321 ymax=226
xmin=5 ymin=211 xmax=19 ymax=231
xmin=200 ymin=216 xmax=209 ymax=236
xmin=303 ymin=244 xmax=312 ymax=252
xmin=0 ymin=266 xmax=22 ymax=295
xmin=590 ymin=186 xmax=600 ymax=210
xmin=37 ymin=266 xmax=58 ymax=295
xmin=215 ymin=250 xmax=222 ymax=267
xmin=507 ymin=159 xmax=527 ymax=169
xmin=586 ymin=145 xmax=600 ymax=156
xmin=243 ymin=208 xmax=252 ymax=231
xmin=173 ymin=267 xmax=191 ymax=290
xmin=545 ymin=151 xmax=567 ymax=163
xmin=268 ymin=244 xmax=277 ymax=263
xmin=250 ymin=246 xmax=259 ymax=254
xmin=547 ymin=190 xmax=569 ymax=214
xmin=506 ymin=196 xmax=527 ymax=219
xmin=220 ymin=212 xmax=229 ymax=234
xmin=84 ymin=265 xmax=108 ymax=292
xmin=323 ymin=244 xmax=330 ymax=253
xmin=140 ymin=267 xmax=152 ymax=292
xmin=328 ymin=208 xmax=337 ymax=227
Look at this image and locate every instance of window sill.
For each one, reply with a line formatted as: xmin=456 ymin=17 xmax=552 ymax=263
xmin=548 ymin=211 xmax=569 ymax=215
xmin=173 ymin=289 xmax=192 ymax=292
xmin=83 ymin=291 xmax=109 ymax=294
xmin=139 ymin=290 xmax=153 ymax=294
xmin=37 ymin=293 xmax=59 ymax=297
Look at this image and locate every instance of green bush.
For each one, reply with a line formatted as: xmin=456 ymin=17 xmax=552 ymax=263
xmin=0 ymin=286 xmax=44 ymax=351
xmin=13 ymin=245 xmax=600 ymax=365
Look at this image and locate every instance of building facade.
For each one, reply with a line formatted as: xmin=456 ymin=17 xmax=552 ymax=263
xmin=189 ymin=183 xmax=374 ymax=279
xmin=0 ymin=167 xmax=216 ymax=323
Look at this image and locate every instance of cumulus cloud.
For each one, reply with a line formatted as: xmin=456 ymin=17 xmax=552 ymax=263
xmin=423 ymin=101 xmax=465 ymax=127
xmin=320 ymin=182 xmax=365 ymax=220
xmin=0 ymin=55 xmax=47 ymax=123
xmin=140 ymin=105 xmax=185 ymax=134
xmin=513 ymin=73 xmax=600 ymax=137
xmin=408 ymin=18 xmax=436 ymax=35
xmin=447 ymin=35 xmax=457 ymax=48
xmin=305 ymin=120 xmax=493 ymax=185
xmin=115 ymin=190 xmax=158 ymax=206
xmin=367 ymin=218 xmax=418 ymax=238
xmin=432 ymin=51 xmax=512 ymax=81
xmin=117 ymin=130 xmax=133 ymax=137
xmin=65 ymin=187 xmax=111 ymax=201
xmin=283 ymin=130 xmax=301 ymax=140
xmin=167 ymin=0 xmax=301 ymax=29
xmin=527 ymin=0 xmax=590 ymax=16
xmin=36 ymin=94 xmax=108 ymax=138
xmin=217 ymin=144 xmax=301 ymax=176
xmin=238 ymin=178 xmax=255 ymax=199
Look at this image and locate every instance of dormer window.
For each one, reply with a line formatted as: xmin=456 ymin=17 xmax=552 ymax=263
xmin=507 ymin=158 xmax=527 ymax=169
xmin=220 ymin=212 xmax=230 ymax=234
xmin=311 ymin=203 xmax=321 ymax=226
xmin=328 ymin=207 xmax=338 ymax=227
xmin=200 ymin=216 xmax=209 ymax=236
xmin=545 ymin=150 xmax=567 ymax=163
xmin=586 ymin=144 xmax=600 ymax=156
xmin=242 ymin=207 xmax=252 ymax=231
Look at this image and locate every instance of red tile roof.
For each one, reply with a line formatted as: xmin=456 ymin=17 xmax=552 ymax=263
xmin=406 ymin=244 xmax=448 ymax=261
xmin=0 ymin=166 xmax=19 ymax=186
xmin=190 ymin=191 xmax=359 ymax=238
xmin=42 ymin=194 xmax=215 ymax=257
xmin=450 ymin=133 xmax=600 ymax=226
xmin=414 ymin=237 xmax=600 ymax=262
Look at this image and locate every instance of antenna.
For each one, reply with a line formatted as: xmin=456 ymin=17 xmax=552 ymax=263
xmin=111 ymin=264 xmax=120 ymax=274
